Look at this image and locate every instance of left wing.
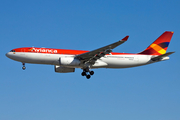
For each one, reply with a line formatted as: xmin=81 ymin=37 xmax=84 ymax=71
xmin=76 ymin=36 xmax=129 ymax=64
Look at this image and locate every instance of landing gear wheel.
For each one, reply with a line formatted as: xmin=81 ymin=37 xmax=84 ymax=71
xmin=22 ymin=63 xmax=26 ymax=70
xmin=81 ymin=68 xmax=94 ymax=79
xmin=86 ymin=75 xmax=91 ymax=79
xmin=81 ymin=72 xmax=86 ymax=76
xmin=90 ymin=71 xmax=94 ymax=75
xmin=22 ymin=66 xmax=26 ymax=70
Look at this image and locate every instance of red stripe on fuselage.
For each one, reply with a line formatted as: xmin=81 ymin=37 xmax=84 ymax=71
xmin=12 ymin=47 xmax=135 ymax=55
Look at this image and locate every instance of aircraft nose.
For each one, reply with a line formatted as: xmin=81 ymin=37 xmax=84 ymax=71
xmin=6 ymin=52 xmax=11 ymax=58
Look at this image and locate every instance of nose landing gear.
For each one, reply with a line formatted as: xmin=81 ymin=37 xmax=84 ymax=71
xmin=22 ymin=63 xmax=26 ymax=70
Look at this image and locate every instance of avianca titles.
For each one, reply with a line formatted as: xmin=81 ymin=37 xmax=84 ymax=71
xmin=6 ymin=31 xmax=174 ymax=79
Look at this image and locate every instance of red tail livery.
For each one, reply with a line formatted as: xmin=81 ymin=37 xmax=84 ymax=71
xmin=139 ymin=31 xmax=174 ymax=55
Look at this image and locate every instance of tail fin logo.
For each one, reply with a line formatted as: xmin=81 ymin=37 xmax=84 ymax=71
xmin=150 ymin=42 xmax=169 ymax=54
xmin=139 ymin=31 xmax=173 ymax=55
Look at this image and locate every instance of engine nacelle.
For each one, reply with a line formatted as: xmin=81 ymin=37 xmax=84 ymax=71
xmin=59 ymin=56 xmax=80 ymax=66
xmin=55 ymin=65 xmax=75 ymax=73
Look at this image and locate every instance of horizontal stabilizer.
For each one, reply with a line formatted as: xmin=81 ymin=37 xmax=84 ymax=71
xmin=151 ymin=52 xmax=175 ymax=61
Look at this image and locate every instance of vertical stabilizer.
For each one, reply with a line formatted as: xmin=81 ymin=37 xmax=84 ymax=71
xmin=139 ymin=31 xmax=174 ymax=55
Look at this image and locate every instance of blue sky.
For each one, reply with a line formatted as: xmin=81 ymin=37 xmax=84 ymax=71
xmin=0 ymin=0 xmax=180 ymax=120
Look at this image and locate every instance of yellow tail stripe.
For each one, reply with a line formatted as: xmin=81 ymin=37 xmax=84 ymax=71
xmin=150 ymin=43 xmax=166 ymax=54
xmin=158 ymin=49 xmax=166 ymax=54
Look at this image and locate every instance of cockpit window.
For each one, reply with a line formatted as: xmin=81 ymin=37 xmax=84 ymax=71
xmin=10 ymin=50 xmax=16 ymax=52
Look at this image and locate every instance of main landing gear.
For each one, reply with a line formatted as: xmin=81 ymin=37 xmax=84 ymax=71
xmin=22 ymin=63 xmax=26 ymax=70
xmin=81 ymin=68 xmax=94 ymax=79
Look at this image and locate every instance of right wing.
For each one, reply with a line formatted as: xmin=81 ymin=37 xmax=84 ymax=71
xmin=76 ymin=36 xmax=129 ymax=64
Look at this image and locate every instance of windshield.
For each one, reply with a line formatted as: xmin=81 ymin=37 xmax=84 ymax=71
xmin=10 ymin=50 xmax=16 ymax=52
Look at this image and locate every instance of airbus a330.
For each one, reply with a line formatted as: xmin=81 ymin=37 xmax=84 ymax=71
xmin=6 ymin=31 xmax=174 ymax=79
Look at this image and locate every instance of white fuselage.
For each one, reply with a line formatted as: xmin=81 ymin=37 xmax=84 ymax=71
xmin=6 ymin=52 xmax=159 ymax=69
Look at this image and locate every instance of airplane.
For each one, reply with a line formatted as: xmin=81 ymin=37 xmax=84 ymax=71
xmin=6 ymin=31 xmax=174 ymax=79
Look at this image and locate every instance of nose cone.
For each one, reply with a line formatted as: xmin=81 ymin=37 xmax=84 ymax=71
xmin=6 ymin=52 xmax=10 ymax=58
xmin=6 ymin=52 xmax=13 ymax=59
xmin=6 ymin=52 xmax=20 ymax=62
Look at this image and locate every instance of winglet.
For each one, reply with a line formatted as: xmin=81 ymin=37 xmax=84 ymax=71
xmin=122 ymin=36 xmax=129 ymax=41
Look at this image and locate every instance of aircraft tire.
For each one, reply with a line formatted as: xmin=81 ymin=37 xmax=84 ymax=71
xmin=22 ymin=66 xmax=26 ymax=70
xmin=86 ymin=75 xmax=91 ymax=79
xmin=90 ymin=71 xmax=94 ymax=75
xmin=81 ymin=72 xmax=86 ymax=76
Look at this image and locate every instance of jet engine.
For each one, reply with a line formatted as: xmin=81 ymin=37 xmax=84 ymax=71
xmin=59 ymin=56 xmax=80 ymax=66
xmin=55 ymin=65 xmax=75 ymax=73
